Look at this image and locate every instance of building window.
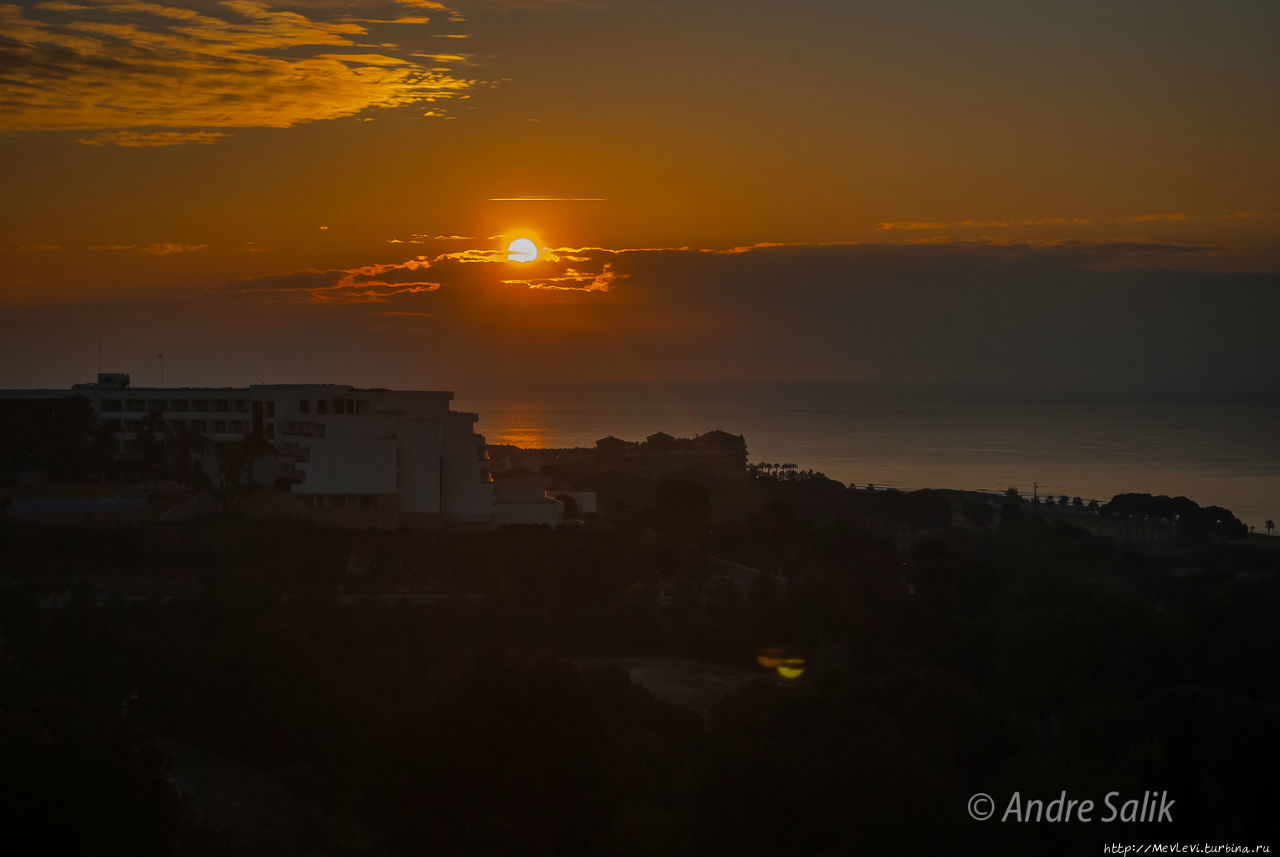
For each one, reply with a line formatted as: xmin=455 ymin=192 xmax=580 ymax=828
xmin=300 ymin=400 xmax=309 ymax=413
xmin=360 ymin=496 xmax=377 ymax=509
xmin=317 ymin=400 xmax=328 ymax=415
xmin=264 ymin=401 xmax=275 ymax=418
xmin=103 ymin=399 xmax=122 ymax=412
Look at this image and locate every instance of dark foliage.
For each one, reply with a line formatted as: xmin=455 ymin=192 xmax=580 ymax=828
xmin=0 ymin=472 xmax=1276 ymax=854
xmin=1103 ymin=492 xmax=1249 ymax=542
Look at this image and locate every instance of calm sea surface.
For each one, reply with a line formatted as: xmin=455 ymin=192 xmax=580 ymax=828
xmin=453 ymin=383 xmax=1280 ymax=531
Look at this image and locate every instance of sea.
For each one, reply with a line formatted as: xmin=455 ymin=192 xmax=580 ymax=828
xmin=454 ymin=382 xmax=1280 ymax=532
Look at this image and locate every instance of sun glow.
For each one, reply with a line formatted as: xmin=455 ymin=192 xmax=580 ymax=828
xmin=507 ymin=237 xmax=538 ymax=263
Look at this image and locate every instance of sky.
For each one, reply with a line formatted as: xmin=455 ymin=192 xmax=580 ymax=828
xmin=1 ymin=0 xmax=1277 ymax=390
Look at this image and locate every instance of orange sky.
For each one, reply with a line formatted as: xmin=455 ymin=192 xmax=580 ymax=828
xmin=1 ymin=0 xmax=1277 ymax=388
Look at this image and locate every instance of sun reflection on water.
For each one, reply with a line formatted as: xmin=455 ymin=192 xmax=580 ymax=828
xmin=490 ymin=425 xmax=550 ymax=447
xmin=484 ymin=408 xmax=551 ymax=448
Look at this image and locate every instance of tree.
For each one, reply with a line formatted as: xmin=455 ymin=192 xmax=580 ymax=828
xmin=1264 ymin=519 xmax=1274 ymax=536
xmin=1001 ymin=488 xmax=1025 ymax=525
xmin=164 ymin=425 xmax=212 ymax=487
xmin=903 ymin=489 xmax=950 ymax=531
xmin=653 ymin=478 xmax=710 ymax=541
xmin=1072 ymin=496 xmax=1084 ymax=510
xmin=1057 ymin=495 xmax=1069 ymax=508
xmin=555 ymin=493 xmax=581 ymax=519
xmin=961 ymin=499 xmax=994 ymax=528
xmin=214 ymin=434 xmax=277 ymax=513
xmin=0 ymin=395 xmax=111 ymax=481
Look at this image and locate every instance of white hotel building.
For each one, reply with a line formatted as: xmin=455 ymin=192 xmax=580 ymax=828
xmin=66 ymin=373 xmax=499 ymax=527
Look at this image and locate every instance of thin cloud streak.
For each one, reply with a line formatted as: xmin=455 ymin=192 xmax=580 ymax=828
xmin=86 ymin=242 xmax=208 ymax=254
xmin=489 ymin=196 xmax=606 ymax=201
xmin=876 ymin=211 xmax=1269 ymax=231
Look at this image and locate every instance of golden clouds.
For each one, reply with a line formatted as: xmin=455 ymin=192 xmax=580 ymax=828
xmin=501 ymin=264 xmax=617 ymax=291
xmin=232 ymin=244 xmax=623 ymax=304
xmin=0 ymin=0 xmax=477 ymax=143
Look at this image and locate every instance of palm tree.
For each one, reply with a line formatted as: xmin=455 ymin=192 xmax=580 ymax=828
xmin=1266 ymin=519 xmax=1275 ymax=536
xmin=164 ymin=424 xmax=211 ymax=486
xmin=213 ymin=434 xmax=276 ymax=513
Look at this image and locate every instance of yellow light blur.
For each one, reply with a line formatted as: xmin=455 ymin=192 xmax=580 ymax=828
xmin=776 ymin=658 xmax=806 ymax=679
xmin=756 ymin=647 xmax=786 ymax=669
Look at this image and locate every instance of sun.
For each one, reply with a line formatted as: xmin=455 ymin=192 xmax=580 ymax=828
xmin=507 ymin=237 xmax=538 ymax=263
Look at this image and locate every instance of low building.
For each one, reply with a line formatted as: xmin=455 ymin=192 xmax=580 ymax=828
xmin=492 ymin=474 xmax=564 ymax=527
xmin=487 ymin=431 xmax=749 ymax=480
xmin=3 ymin=374 xmax=495 ymax=528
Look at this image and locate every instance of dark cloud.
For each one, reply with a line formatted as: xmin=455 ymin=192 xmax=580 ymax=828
xmin=4 ymin=240 xmax=1276 ymax=392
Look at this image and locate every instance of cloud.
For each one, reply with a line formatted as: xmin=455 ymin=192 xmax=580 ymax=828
xmin=489 ymin=195 xmax=605 ymax=201
xmin=501 ymin=264 xmax=618 ymax=291
xmin=876 ymin=211 xmax=1267 ymax=231
xmin=86 ymin=242 xmax=207 ymax=253
xmin=141 ymin=242 xmax=208 ymax=255
xmin=452 ymin=0 xmax=616 ymax=9
xmin=1128 ymin=212 xmax=1188 ymax=223
xmin=223 ymin=237 xmax=1220 ymax=311
xmin=0 ymin=243 xmax=61 ymax=251
xmin=0 ymin=0 xmax=479 ymax=142
xmin=6 ymin=239 xmax=1276 ymax=391
xmin=76 ymin=130 xmax=228 ymax=146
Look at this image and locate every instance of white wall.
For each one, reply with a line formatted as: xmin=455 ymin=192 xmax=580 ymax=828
xmin=395 ymin=417 xmax=443 ymax=515
xmin=494 ymin=498 xmax=564 ymax=527
xmin=296 ymin=435 xmax=398 ymax=495
xmin=440 ymin=411 xmax=494 ymax=523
